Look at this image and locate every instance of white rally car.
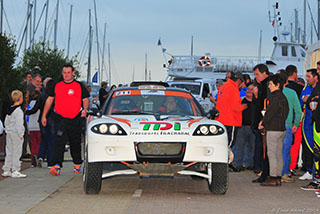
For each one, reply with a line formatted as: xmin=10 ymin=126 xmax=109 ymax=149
xmin=84 ymin=85 xmax=229 ymax=195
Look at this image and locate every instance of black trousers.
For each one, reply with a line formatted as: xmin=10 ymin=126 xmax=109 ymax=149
xmin=301 ymin=137 xmax=314 ymax=172
xmin=53 ymin=114 xmax=82 ymax=167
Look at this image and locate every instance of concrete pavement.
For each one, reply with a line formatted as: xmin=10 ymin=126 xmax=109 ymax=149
xmin=25 ymin=169 xmax=320 ymax=214
xmin=0 ymin=162 xmax=76 ymax=214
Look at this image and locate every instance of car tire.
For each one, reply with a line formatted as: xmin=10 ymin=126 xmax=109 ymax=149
xmin=83 ymin=150 xmax=103 ymax=194
xmin=207 ymin=162 xmax=228 ymax=195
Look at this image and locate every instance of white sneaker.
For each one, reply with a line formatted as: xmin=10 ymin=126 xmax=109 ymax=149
xmin=299 ymin=171 xmax=313 ymax=180
xmin=1 ymin=171 xmax=12 ymax=177
xmin=11 ymin=171 xmax=27 ymax=178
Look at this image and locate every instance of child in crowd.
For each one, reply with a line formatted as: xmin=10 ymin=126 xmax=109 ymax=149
xmin=1 ymin=90 xmax=27 ymax=178
xmin=26 ymin=90 xmax=41 ymax=167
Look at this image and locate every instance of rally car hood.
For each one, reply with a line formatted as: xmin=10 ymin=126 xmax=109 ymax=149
xmin=88 ymin=114 xmax=225 ymax=135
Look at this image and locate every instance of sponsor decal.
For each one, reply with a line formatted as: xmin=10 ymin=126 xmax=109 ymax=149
xmin=134 ymin=117 xmax=149 ymax=122
xmin=130 ymin=131 xmax=189 ymax=136
xmin=67 ymin=89 xmax=74 ymax=95
xmin=141 ymin=90 xmax=165 ymax=96
xmin=140 ymin=122 xmax=181 ymax=131
xmin=129 ymin=122 xmax=188 ymax=136
xmin=115 ymin=91 xmax=131 ymax=96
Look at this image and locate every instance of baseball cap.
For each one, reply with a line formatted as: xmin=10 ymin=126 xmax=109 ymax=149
xmin=234 ymin=71 xmax=244 ymax=80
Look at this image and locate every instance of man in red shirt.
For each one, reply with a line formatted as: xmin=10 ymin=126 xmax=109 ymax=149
xmin=42 ymin=64 xmax=89 ymax=176
xmin=216 ymin=71 xmax=247 ymax=148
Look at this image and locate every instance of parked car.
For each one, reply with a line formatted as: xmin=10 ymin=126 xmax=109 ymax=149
xmin=167 ymin=78 xmax=217 ymax=113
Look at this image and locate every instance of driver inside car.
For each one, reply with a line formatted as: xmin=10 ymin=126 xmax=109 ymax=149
xmin=158 ymin=96 xmax=179 ymax=114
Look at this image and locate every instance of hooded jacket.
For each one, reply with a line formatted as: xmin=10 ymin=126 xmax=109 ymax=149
xmin=216 ymin=79 xmax=244 ymax=126
xmin=4 ymin=105 xmax=25 ymax=137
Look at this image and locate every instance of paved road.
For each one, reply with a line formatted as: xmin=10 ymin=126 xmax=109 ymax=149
xmin=27 ymin=170 xmax=320 ymax=214
xmin=0 ymin=162 xmax=75 ymax=214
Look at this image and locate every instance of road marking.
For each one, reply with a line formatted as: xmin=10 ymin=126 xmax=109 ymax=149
xmin=132 ymin=189 xmax=143 ymax=198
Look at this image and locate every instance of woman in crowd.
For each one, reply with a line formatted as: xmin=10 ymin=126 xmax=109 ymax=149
xmin=259 ymin=74 xmax=289 ymax=186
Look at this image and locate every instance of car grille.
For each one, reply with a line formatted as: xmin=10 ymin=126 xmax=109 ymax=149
xmin=136 ymin=142 xmax=185 ymax=156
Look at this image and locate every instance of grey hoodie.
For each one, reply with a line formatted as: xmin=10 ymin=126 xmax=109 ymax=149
xmin=4 ymin=105 xmax=25 ymax=137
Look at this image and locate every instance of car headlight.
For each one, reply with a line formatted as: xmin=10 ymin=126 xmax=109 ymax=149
xmin=91 ymin=123 xmax=127 ymax=135
xmin=209 ymin=125 xmax=218 ymax=134
xmin=200 ymin=126 xmax=209 ymax=135
xmin=99 ymin=124 xmax=108 ymax=133
xmin=109 ymin=124 xmax=118 ymax=134
xmin=193 ymin=124 xmax=224 ymax=136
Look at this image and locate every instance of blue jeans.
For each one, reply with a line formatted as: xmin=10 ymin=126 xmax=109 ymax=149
xmin=233 ymin=126 xmax=255 ymax=167
xmin=39 ymin=118 xmax=55 ymax=166
xmin=281 ymin=125 xmax=291 ymax=176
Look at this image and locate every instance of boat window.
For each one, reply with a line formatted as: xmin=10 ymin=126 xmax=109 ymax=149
xmin=301 ymin=50 xmax=306 ymax=57
xmin=282 ymin=46 xmax=288 ymax=56
xmin=204 ymin=67 xmax=213 ymax=72
xmin=170 ymin=83 xmax=201 ymax=95
xmin=291 ymin=46 xmax=297 ymax=57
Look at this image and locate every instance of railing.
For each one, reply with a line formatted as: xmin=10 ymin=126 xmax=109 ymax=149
xmin=168 ymin=55 xmax=270 ymax=73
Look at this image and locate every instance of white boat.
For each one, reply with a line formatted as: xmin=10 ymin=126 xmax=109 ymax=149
xmin=264 ymin=36 xmax=306 ymax=77
xmin=165 ymin=55 xmax=225 ymax=80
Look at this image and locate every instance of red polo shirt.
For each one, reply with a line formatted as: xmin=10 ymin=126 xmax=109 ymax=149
xmin=49 ymin=80 xmax=89 ymax=119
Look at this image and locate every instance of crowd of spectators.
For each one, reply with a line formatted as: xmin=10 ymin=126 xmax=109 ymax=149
xmin=215 ymin=62 xmax=320 ymax=190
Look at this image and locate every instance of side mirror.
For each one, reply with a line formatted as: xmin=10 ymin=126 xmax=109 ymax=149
xmin=206 ymin=108 xmax=219 ymax=120
xmin=88 ymin=106 xmax=100 ymax=117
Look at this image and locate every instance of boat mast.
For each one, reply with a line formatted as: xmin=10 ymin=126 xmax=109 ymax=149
xmin=17 ymin=3 xmax=32 ymax=55
xmin=145 ymin=53 xmax=147 ymax=81
xmin=43 ymin=0 xmax=49 ymax=43
xmin=295 ymin=9 xmax=298 ymax=42
xmin=108 ymin=43 xmax=111 ymax=84
xmin=303 ymin=0 xmax=306 ymax=45
xmin=311 ymin=19 xmax=313 ymax=44
xmin=67 ymin=4 xmax=73 ymax=58
xmin=54 ymin=0 xmax=59 ymax=49
xmin=32 ymin=0 xmax=36 ymax=47
xmin=132 ymin=65 xmax=135 ymax=82
xmin=258 ymin=30 xmax=262 ymax=62
xmin=25 ymin=1 xmax=31 ymax=51
xmin=191 ymin=36 xmax=193 ymax=56
xmin=101 ymin=22 xmax=107 ymax=82
xmin=0 ymin=0 xmax=3 ymax=34
xmin=93 ymin=0 xmax=101 ymax=84
xmin=87 ymin=9 xmax=93 ymax=84
xmin=318 ymin=0 xmax=320 ymax=40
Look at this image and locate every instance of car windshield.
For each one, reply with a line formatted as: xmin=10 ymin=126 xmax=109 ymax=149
xmin=104 ymin=89 xmax=203 ymax=116
xmin=169 ymin=83 xmax=201 ymax=95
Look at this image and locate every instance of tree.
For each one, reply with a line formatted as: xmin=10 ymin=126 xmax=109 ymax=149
xmin=18 ymin=42 xmax=79 ymax=81
xmin=0 ymin=34 xmax=23 ymax=104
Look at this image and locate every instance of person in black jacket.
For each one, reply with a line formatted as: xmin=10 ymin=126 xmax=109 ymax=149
xmin=26 ymin=79 xmax=55 ymax=167
xmin=285 ymin=65 xmax=303 ymax=98
xmin=259 ymin=74 xmax=289 ymax=186
xmin=251 ymin=64 xmax=271 ymax=183
xmin=99 ymin=81 xmax=108 ymax=109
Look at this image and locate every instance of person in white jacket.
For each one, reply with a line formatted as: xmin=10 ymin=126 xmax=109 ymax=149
xmin=1 ymin=90 xmax=27 ymax=178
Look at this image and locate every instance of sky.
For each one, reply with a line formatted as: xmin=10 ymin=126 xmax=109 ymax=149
xmin=2 ymin=0 xmax=318 ymax=85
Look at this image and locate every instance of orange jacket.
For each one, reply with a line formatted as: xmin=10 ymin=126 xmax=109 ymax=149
xmin=216 ymin=79 xmax=244 ymax=126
